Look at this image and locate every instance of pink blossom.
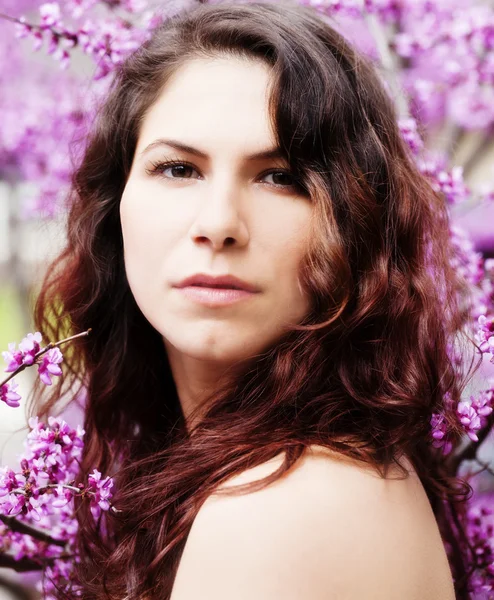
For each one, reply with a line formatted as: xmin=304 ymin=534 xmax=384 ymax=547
xmin=2 ymin=343 xmax=24 ymax=372
xmin=418 ymin=155 xmax=470 ymax=205
xmin=18 ymin=332 xmax=43 ymax=365
xmin=37 ymin=347 xmax=64 ymax=385
xmin=0 ymin=467 xmax=25 ymax=497
xmin=66 ymin=0 xmax=99 ymax=20
xmin=466 ymin=502 xmax=494 ymax=594
xmin=87 ymin=469 xmax=114 ymax=518
xmin=0 ymin=380 xmax=21 ymax=408
xmin=39 ymin=3 xmax=63 ymax=29
xmin=2 ymin=333 xmax=65 ymax=388
xmin=51 ymin=484 xmax=73 ymax=508
xmin=0 ymin=414 xmax=113 ymax=594
xmin=431 ymin=412 xmax=453 ymax=455
xmin=476 ymin=315 xmax=494 ymax=361
xmin=449 ymin=225 xmax=484 ymax=288
xmin=472 ymin=390 xmax=494 ymax=423
xmin=3 ymin=331 xmax=42 ymax=372
xmin=458 ymin=401 xmax=482 ymax=442
xmin=398 ymin=117 xmax=424 ymax=155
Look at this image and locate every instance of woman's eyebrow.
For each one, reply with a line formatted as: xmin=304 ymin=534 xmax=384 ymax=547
xmin=139 ymin=138 xmax=283 ymax=161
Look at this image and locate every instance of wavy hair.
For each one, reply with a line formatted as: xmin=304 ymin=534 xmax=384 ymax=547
xmin=31 ymin=1 xmax=479 ymax=597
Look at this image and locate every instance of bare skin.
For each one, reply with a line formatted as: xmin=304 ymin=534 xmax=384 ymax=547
xmin=170 ymin=445 xmax=456 ymax=599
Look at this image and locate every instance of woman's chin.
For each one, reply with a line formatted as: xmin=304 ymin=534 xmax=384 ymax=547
xmin=180 ymin=342 xmax=260 ymax=364
xmin=163 ymin=333 xmax=272 ymax=365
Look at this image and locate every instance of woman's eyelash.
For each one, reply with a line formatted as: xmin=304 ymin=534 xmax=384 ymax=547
xmin=145 ymin=159 xmax=301 ymax=190
xmin=146 ymin=159 xmax=197 ymax=179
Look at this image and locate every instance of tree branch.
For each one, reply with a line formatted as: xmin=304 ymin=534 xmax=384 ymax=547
xmin=469 ymin=458 xmax=494 ymax=478
xmin=0 ymin=515 xmax=66 ymax=548
xmin=0 ymin=550 xmax=74 ymax=573
xmin=0 ymin=328 xmax=91 ymax=388
xmin=363 ymin=13 xmax=410 ymax=119
xmin=449 ymin=411 xmax=494 ymax=475
xmin=0 ymin=552 xmax=43 ymax=572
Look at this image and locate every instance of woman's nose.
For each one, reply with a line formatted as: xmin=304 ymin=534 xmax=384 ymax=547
xmin=188 ymin=182 xmax=250 ymax=251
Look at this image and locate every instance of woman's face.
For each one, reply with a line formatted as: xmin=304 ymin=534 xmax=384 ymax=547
xmin=120 ymin=55 xmax=313 ymax=365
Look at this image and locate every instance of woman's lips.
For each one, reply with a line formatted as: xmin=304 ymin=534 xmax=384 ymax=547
xmin=176 ymin=285 xmax=257 ymax=307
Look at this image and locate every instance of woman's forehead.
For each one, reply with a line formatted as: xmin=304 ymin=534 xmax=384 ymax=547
xmin=136 ymin=56 xmax=278 ymax=160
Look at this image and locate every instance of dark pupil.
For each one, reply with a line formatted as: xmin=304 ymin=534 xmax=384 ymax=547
xmin=272 ymin=172 xmax=293 ymax=186
xmin=172 ymin=165 xmax=192 ymax=178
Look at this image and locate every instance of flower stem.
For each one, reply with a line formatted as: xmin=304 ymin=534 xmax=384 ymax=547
xmin=0 ymin=12 xmax=20 ymax=25
xmin=0 ymin=329 xmax=91 ymax=388
xmin=39 ymin=483 xmax=83 ymax=494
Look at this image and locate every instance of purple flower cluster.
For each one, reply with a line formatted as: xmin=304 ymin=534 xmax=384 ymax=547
xmin=87 ymin=469 xmax=114 ymax=519
xmin=15 ymin=2 xmax=154 ymax=78
xmin=392 ymin=2 xmax=494 ymax=130
xmin=0 ymin=27 xmax=89 ymax=216
xmin=466 ymin=503 xmax=494 ymax=594
xmin=299 ymin=0 xmax=494 ymax=126
xmin=0 ymin=0 xmax=158 ymax=216
xmin=431 ymin=412 xmax=453 ymax=455
xmin=1 ymin=332 xmax=64 ymax=410
xmin=418 ymin=153 xmax=470 ymax=205
xmin=449 ymin=225 xmax=488 ymax=318
xmin=476 ymin=315 xmax=494 ymax=362
xmin=3 ymin=331 xmax=42 ymax=370
xmin=0 ymin=380 xmax=21 ymax=408
xmin=0 ymin=416 xmax=114 ymax=598
xmin=458 ymin=392 xmax=494 ymax=443
xmin=3 ymin=331 xmax=63 ymax=385
xmin=431 ymin=389 xmax=493 ymax=452
xmin=0 ymin=417 xmax=85 ymax=520
xmin=398 ymin=117 xmax=424 ymax=156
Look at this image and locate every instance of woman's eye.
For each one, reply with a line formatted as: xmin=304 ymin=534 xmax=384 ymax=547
xmin=262 ymin=171 xmax=297 ymax=188
xmin=148 ymin=161 xmax=199 ymax=179
xmin=146 ymin=161 xmax=300 ymax=191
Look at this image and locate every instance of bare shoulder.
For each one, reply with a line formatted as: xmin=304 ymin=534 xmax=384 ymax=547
xmin=170 ymin=445 xmax=455 ymax=600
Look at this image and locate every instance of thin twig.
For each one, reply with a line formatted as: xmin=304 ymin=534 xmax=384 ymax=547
xmin=0 ymin=329 xmax=91 ymax=388
xmin=450 ymin=411 xmax=494 ymax=475
xmin=469 ymin=458 xmax=494 ymax=478
xmin=38 ymin=484 xmax=82 ymax=494
xmin=0 ymin=12 xmax=19 ymax=25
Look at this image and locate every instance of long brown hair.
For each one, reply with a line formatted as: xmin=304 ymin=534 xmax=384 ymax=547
xmin=31 ymin=1 xmax=478 ymax=597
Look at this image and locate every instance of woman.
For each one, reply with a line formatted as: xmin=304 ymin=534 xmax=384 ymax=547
xmin=32 ymin=1 xmax=474 ymax=598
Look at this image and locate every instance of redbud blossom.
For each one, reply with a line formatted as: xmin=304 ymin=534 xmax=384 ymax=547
xmin=0 ymin=380 xmax=21 ymax=408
